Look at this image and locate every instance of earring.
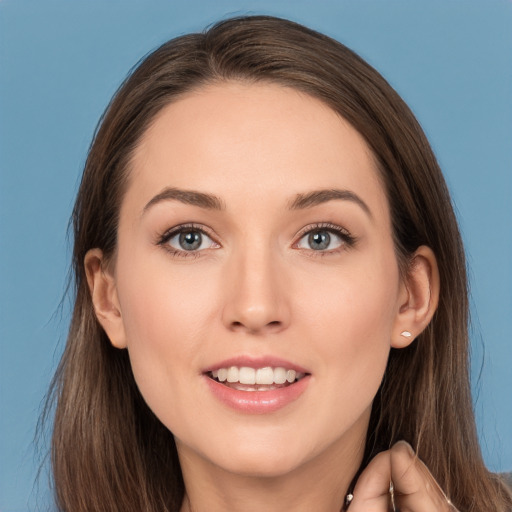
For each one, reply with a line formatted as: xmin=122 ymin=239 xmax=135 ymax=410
xmin=400 ymin=330 xmax=412 ymax=338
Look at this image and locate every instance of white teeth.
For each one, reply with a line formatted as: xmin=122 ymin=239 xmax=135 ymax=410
xmin=211 ymin=366 xmax=305 ymax=385
xmin=239 ymin=367 xmax=256 ymax=385
xmin=226 ymin=366 xmax=239 ymax=383
xmin=255 ymin=367 xmax=274 ymax=385
xmin=273 ymin=367 xmax=287 ymax=384
xmin=286 ymin=370 xmax=296 ymax=383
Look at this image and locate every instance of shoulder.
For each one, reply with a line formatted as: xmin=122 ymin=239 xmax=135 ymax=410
xmin=501 ymin=472 xmax=512 ymax=488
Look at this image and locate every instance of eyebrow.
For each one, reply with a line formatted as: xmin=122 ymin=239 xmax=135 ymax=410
xmin=142 ymin=187 xmax=226 ymax=214
xmin=288 ymin=188 xmax=372 ymax=218
xmin=142 ymin=186 xmax=372 ymax=218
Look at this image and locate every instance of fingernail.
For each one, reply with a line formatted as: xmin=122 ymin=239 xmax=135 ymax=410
xmin=396 ymin=440 xmax=415 ymax=457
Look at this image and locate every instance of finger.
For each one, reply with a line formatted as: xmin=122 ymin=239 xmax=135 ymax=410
xmin=349 ymin=450 xmax=392 ymax=512
xmin=391 ymin=441 xmax=457 ymax=512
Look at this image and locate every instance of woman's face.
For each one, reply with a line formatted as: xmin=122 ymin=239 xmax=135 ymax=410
xmin=110 ymin=82 xmax=406 ymax=477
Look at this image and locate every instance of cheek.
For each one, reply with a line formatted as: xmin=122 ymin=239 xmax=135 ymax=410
xmin=300 ymin=256 xmax=399 ymax=417
xmin=114 ymin=251 xmax=221 ymax=420
xmin=117 ymin=243 xmax=218 ymax=341
xmin=301 ymin=256 xmax=399 ymax=352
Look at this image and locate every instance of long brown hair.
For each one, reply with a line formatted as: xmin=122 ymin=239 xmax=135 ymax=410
xmin=46 ymin=15 xmax=512 ymax=511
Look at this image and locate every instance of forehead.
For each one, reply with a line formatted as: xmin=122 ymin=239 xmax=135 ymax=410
xmin=127 ymin=81 xmax=388 ymax=219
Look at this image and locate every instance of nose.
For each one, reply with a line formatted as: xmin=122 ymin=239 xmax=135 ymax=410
xmin=221 ymin=244 xmax=291 ymax=335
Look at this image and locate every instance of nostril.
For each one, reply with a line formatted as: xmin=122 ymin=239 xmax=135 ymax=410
xmin=230 ymin=320 xmax=280 ymax=328
xmin=228 ymin=320 xmax=283 ymax=335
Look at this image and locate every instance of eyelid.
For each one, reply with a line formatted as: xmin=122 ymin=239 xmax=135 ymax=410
xmin=294 ymin=222 xmax=351 ymax=241
xmin=292 ymin=222 xmax=357 ymax=253
xmin=158 ymin=222 xmax=220 ymax=244
xmin=157 ymin=222 xmax=221 ymax=258
xmin=156 ymin=221 xmax=356 ymax=259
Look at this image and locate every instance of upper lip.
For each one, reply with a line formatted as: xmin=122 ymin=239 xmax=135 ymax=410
xmin=203 ymin=355 xmax=309 ymax=374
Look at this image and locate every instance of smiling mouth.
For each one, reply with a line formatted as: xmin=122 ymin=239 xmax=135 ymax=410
xmin=207 ymin=366 xmax=308 ymax=391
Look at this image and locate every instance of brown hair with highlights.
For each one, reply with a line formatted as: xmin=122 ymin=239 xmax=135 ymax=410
xmin=45 ymin=15 xmax=512 ymax=511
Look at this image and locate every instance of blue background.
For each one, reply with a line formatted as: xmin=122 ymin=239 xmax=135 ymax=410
xmin=0 ymin=1 xmax=511 ymax=510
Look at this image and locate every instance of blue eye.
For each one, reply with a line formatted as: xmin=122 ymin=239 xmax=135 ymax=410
xmin=159 ymin=225 xmax=219 ymax=256
xmin=296 ymin=224 xmax=354 ymax=252
xmin=168 ymin=230 xmax=215 ymax=251
xmin=297 ymin=230 xmax=343 ymax=251
xmin=159 ymin=222 xmax=354 ymax=258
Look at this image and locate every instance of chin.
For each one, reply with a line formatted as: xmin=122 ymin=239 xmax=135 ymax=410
xmin=201 ymin=432 xmax=318 ymax=478
xmin=218 ymin=451 xmax=305 ymax=479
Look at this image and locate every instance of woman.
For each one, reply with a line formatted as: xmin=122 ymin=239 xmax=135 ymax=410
xmin=47 ymin=15 xmax=512 ymax=511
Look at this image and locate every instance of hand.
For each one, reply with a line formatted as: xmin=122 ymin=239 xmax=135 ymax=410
xmin=347 ymin=441 xmax=459 ymax=511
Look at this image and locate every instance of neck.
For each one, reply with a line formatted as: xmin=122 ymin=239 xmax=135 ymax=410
xmin=177 ymin=427 xmax=366 ymax=512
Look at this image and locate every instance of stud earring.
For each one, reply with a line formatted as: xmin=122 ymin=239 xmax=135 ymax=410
xmin=400 ymin=330 xmax=412 ymax=338
xmin=343 ymin=493 xmax=354 ymax=510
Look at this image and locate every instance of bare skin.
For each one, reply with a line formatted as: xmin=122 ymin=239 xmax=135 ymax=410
xmin=86 ymin=82 xmax=453 ymax=511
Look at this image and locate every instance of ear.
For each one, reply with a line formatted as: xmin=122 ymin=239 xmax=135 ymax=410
xmin=84 ymin=248 xmax=127 ymax=349
xmin=391 ymin=245 xmax=440 ymax=349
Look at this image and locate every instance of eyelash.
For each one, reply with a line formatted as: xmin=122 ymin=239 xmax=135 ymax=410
xmin=294 ymin=223 xmax=357 ymax=256
xmin=157 ymin=222 xmax=357 ymax=259
xmin=157 ymin=223 xmax=217 ymax=259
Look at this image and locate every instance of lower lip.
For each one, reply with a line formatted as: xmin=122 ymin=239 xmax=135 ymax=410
xmin=204 ymin=375 xmax=311 ymax=414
